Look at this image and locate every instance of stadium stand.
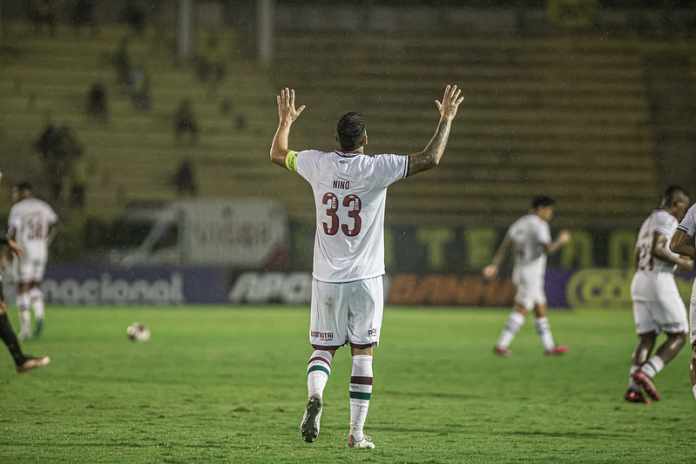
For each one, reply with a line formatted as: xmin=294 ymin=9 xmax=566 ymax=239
xmin=2 ymin=23 xmax=691 ymax=228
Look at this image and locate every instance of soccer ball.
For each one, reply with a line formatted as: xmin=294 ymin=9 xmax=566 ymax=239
xmin=126 ymin=323 xmax=151 ymax=342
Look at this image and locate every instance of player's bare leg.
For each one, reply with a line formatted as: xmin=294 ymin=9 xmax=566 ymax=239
xmin=533 ymin=304 xmax=568 ymax=355
xmin=346 ymin=344 xmax=375 ymax=449
xmin=494 ymin=305 xmax=527 ymax=356
xmin=634 ymin=331 xmax=686 ymax=401
xmin=0 ymin=302 xmax=49 ymax=373
xmin=29 ymin=281 xmax=46 ymax=338
xmin=16 ymin=282 xmax=32 ymax=340
xmin=625 ymin=332 xmax=656 ymax=404
xmin=301 ymin=346 xmax=336 ymax=443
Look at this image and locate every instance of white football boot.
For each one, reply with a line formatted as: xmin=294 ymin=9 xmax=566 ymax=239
xmin=348 ymin=434 xmax=375 ymax=449
xmin=300 ymin=396 xmax=322 ymax=442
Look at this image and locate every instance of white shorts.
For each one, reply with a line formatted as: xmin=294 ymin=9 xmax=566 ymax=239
xmin=512 ymin=269 xmax=546 ymax=310
xmin=631 ymin=271 xmax=688 ymax=335
xmin=309 ymin=276 xmax=383 ymax=348
xmin=14 ymin=256 xmax=47 ymax=283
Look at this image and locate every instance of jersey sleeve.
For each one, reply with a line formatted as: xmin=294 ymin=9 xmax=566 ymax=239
xmin=678 ymin=205 xmax=696 ymax=237
xmin=287 ymin=149 xmax=321 ymax=184
xmin=536 ymin=221 xmax=551 ymax=246
xmin=7 ymin=206 xmax=20 ymax=234
xmin=373 ymin=154 xmax=409 ymax=188
xmin=653 ymin=211 xmax=675 ymax=236
xmin=46 ymin=205 xmax=58 ymax=225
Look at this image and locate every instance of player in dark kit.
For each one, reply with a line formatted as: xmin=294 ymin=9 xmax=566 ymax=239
xmin=0 ymin=172 xmax=50 ymax=373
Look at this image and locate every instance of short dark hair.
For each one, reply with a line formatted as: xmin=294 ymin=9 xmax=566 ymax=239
xmin=531 ymin=195 xmax=555 ymax=209
xmin=336 ymin=112 xmax=365 ymax=151
xmin=16 ymin=181 xmax=32 ymax=192
xmin=661 ymin=184 xmax=688 ymax=207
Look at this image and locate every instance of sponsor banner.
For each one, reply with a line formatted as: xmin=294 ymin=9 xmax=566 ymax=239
xmin=37 ymin=265 xmax=228 ymax=305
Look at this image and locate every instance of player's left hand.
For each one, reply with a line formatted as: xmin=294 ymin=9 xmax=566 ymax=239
xmin=482 ymin=264 xmax=498 ymax=280
xmin=276 ymin=88 xmax=306 ymax=125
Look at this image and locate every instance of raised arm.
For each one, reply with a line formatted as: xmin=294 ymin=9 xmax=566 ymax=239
xmin=269 ymin=88 xmax=306 ymax=168
xmin=408 ymin=84 xmax=464 ymax=177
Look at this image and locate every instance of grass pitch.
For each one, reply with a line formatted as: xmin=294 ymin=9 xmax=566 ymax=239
xmin=1 ymin=306 xmax=694 ymax=463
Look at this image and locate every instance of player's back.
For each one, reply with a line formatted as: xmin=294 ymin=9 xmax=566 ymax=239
xmin=635 ymin=209 xmax=678 ymax=273
xmin=9 ymin=198 xmax=57 ymax=258
xmin=507 ymin=214 xmax=550 ymax=273
xmin=293 ymin=149 xmax=408 ymax=283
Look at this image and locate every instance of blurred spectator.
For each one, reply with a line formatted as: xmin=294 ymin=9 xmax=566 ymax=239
xmin=86 ymin=82 xmax=109 ymax=123
xmin=173 ymin=99 xmax=198 ymax=143
xmin=195 ymin=32 xmax=226 ymax=94
xmin=112 ymin=37 xmax=132 ymax=87
xmin=235 ymin=114 xmax=248 ymax=131
xmin=70 ymin=0 xmax=98 ymax=35
xmin=120 ymin=0 xmax=146 ymax=36
xmin=35 ymin=123 xmax=83 ymax=202
xmin=129 ymin=67 xmax=152 ymax=111
xmin=172 ymin=159 xmax=198 ymax=197
xmin=69 ymin=153 xmax=90 ymax=209
xmin=28 ymin=0 xmax=57 ymax=36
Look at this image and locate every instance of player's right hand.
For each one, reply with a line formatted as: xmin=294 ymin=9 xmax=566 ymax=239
xmin=482 ymin=264 xmax=498 ymax=280
xmin=276 ymin=87 xmax=306 ymax=125
xmin=435 ymin=84 xmax=464 ymax=121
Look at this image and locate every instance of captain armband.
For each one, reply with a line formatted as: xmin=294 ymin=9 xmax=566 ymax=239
xmin=285 ymin=150 xmax=298 ymax=172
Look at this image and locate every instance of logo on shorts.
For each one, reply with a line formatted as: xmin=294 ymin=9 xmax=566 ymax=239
xmin=367 ymin=328 xmax=378 ymax=337
xmin=311 ymin=331 xmax=334 ymax=341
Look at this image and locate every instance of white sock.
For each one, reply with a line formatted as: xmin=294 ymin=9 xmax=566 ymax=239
xmin=349 ymin=355 xmax=373 ymax=442
xmin=628 ymin=365 xmax=639 ymax=389
xmin=29 ymin=287 xmax=45 ymax=321
xmin=692 ymin=385 xmax=696 ymax=401
xmin=641 ymin=356 xmax=665 ymax=378
xmin=16 ymin=292 xmax=32 ymax=336
xmin=497 ymin=312 xmax=525 ymax=349
xmin=307 ymin=350 xmax=332 ymax=399
xmin=535 ymin=317 xmax=555 ymax=351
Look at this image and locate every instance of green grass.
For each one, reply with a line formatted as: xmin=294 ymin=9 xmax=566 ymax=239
xmin=1 ymin=307 xmax=694 ymax=463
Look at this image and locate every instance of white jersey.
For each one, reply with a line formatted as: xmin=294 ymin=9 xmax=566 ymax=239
xmin=635 ymin=209 xmax=679 ymax=273
xmin=677 ymin=203 xmax=696 ymax=243
xmin=507 ymin=214 xmax=551 ymax=277
xmin=290 ymin=149 xmax=408 ymax=283
xmin=8 ymin=198 xmax=58 ymax=261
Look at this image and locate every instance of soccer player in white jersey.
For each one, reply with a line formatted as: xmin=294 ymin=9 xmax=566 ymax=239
xmin=270 ymin=86 xmax=463 ymax=449
xmin=0 ymin=172 xmax=50 ymax=373
xmin=8 ymin=182 xmax=58 ymax=340
xmin=669 ymin=190 xmax=696 ymax=401
xmin=624 ymin=186 xmax=692 ymax=404
xmin=483 ymin=196 xmax=571 ymax=357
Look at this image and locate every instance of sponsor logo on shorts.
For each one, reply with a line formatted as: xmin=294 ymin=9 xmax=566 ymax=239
xmin=311 ymin=331 xmax=334 ymax=341
xmin=367 ymin=328 xmax=378 ymax=337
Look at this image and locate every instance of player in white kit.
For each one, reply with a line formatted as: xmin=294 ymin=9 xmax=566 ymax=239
xmin=0 ymin=173 xmax=50 ymax=373
xmin=8 ymin=182 xmax=58 ymax=340
xmin=483 ymin=196 xmax=571 ymax=356
xmin=624 ymin=186 xmax=692 ymax=404
xmin=270 ymin=86 xmax=463 ymax=449
xmin=669 ymin=189 xmax=696 ymax=401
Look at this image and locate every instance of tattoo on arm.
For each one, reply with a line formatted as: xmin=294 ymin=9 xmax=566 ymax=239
xmin=408 ymin=118 xmax=452 ymax=177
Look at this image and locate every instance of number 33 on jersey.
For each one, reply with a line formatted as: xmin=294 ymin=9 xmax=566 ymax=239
xmin=286 ymin=149 xmax=409 ymax=283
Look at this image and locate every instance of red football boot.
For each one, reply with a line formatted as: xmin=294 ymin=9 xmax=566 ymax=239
xmin=632 ymin=370 xmax=661 ymax=401
xmin=544 ymin=345 xmax=569 ymax=356
xmin=624 ymin=388 xmax=650 ymax=404
xmin=493 ymin=346 xmax=511 ymax=357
